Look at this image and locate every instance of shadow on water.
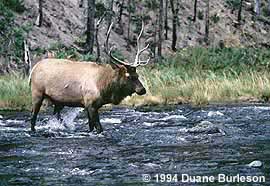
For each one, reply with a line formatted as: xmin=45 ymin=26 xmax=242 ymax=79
xmin=0 ymin=104 xmax=269 ymax=185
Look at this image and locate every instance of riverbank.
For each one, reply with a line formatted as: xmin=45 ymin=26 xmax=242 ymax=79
xmin=1 ymin=48 xmax=270 ymax=110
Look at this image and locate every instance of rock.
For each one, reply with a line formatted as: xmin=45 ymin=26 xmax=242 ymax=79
xmin=247 ymin=160 xmax=263 ymax=168
xmin=187 ymin=121 xmax=225 ymax=135
xmin=160 ymin=157 xmax=170 ymax=163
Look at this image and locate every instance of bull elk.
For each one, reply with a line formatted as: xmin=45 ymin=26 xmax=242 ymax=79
xmin=29 ymin=22 xmax=150 ymax=133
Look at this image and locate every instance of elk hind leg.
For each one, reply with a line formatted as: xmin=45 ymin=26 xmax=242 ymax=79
xmin=53 ymin=105 xmax=64 ymax=122
xmin=31 ymin=95 xmax=44 ymax=132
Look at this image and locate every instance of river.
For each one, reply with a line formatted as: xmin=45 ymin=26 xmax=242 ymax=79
xmin=0 ymin=104 xmax=269 ymax=185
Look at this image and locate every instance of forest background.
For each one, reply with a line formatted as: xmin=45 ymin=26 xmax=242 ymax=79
xmin=0 ymin=0 xmax=270 ymax=110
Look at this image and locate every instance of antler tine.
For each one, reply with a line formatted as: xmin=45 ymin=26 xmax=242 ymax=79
xmin=137 ymin=21 xmax=145 ymax=51
xmin=134 ymin=21 xmax=145 ymax=66
xmin=134 ymin=21 xmax=151 ymax=67
xmin=109 ymin=46 xmax=131 ymax=66
xmin=105 ymin=22 xmax=131 ymax=66
xmin=105 ymin=22 xmax=114 ymax=55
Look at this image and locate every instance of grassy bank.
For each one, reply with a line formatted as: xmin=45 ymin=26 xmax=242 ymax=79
xmin=125 ymin=70 xmax=270 ymax=106
xmin=124 ymin=48 xmax=270 ymax=106
xmin=0 ymin=74 xmax=31 ymax=110
xmin=1 ymin=48 xmax=270 ymax=110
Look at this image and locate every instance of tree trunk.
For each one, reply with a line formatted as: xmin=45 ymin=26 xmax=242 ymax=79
xmin=79 ymin=0 xmax=83 ymax=7
xmin=86 ymin=0 xmax=95 ymax=54
xmin=95 ymin=15 xmax=104 ymax=62
xmin=118 ymin=0 xmax=124 ymax=24
xmin=205 ymin=0 xmax=210 ymax=45
xmin=127 ymin=0 xmax=131 ymax=42
xmin=107 ymin=0 xmax=114 ymax=33
xmin=268 ymin=0 xmax=270 ymax=15
xmin=164 ymin=0 xmax=168 ymax=40
xmin=24 ymin=40 xmax=31 ymax=76
xmin=37 ymin=0 xmax=43 ymax=27
xmin=254 ymin=0 xmax=261 ymax=16
xmin=193 ymin=0 xmax=197 ymax=22
xmin=237 ymin=0 xmax=243 ymax=23
xmin=116 ymin=0 xmax=124 ymax=35
xmin=170 ymin=0 xmax=178 ymax=51
xmin=158 ymin=0 xmax=164 ymax=59
xmin=152 ymin=16 xmax=158 ymax=59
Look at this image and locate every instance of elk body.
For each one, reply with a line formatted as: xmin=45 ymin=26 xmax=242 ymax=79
xmin=29 ymin=22 xmax=150 ymax=133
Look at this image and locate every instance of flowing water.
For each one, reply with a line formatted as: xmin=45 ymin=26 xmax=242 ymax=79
xmin=0 ymin=105 xmax=269 ymax=185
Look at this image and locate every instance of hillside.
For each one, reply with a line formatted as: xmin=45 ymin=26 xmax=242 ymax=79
xmin=1 ymin=0 xmax=270 ymax=65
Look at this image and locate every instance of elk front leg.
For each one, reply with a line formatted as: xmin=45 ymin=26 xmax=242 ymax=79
xmin=86 ymin=108 xmax=95 ymax=132
xmin=87 ymin=107 xmax=103 ymax=133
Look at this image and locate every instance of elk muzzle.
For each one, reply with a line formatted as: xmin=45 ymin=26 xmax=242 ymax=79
xmin=135 ymin=80 xmax=146 ymax=95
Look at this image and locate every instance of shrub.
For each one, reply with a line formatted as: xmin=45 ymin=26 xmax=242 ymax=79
xmin=225 ymin=0 xmax=241 ymax=10
xmin=0 ymin=0 xmax=25 ymax=13
xmin=198 ymin=10 xmax=204 ymax=20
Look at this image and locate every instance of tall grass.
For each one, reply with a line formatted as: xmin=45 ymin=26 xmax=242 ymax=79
xmin=134 ymin=69 xmax=270 ymax=106
xmin=126 ymin=48 xmax=270 ymax=106
xmin=0 ymin=74 xmax=31 ymax=110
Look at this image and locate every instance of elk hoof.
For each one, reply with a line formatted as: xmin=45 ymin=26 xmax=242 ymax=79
xmin=96 ymin=126 xmax=103 ymax=134
xmin=89 ymin=126 xmax=94 ymax=132
xmin=31 ymin=126 xmax=36 ymax=132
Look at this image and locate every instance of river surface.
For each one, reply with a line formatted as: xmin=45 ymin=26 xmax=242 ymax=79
xmin=0 ymin=104 xmax=269 ymax=185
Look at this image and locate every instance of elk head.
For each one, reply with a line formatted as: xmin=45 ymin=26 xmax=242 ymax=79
xmin=105 ymin=21 xmax=150 ymax=96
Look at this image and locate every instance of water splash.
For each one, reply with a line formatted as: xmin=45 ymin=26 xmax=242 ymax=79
xmin=100 ymin=118 xmax=122 ymax=124
xmin=160 ymin=115 xmax=187 ymax=121
xmin=36 ymin=108 xmax=83 ymax=132
xmin=6 ymin=119 xmax=24 ymax=124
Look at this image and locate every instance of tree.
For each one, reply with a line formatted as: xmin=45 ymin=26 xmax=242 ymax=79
xmin=95 ymin=14 xmax=105 ymax=62
xmin=79 ymin=0 xmax=83 ymax=7
xmin=254 ymin=0 xmax=261 ymax=16
xmin=24 ymin=40 xmax=31 ymax=76
xmin=170 ymin=0 xmax=180 ymax=51
xmin=237 ymin=0 xmax=243 ymax=23
xmin=164 ymin=0 xmax=168 ymax=40
xmin=116 ymin=0 xmax=124 ymax=34
xmin=107 ymin=0 xmax=114 ymax=33
xmin=127 ymin=0 xmax=131 ymax=42
xmin=205 ymin=0 xmax=210 ymax=45
xmin=193 ymin=0 xmax=198 ymax=22
xmin=36 ymin=0 xmax=43 ymax=27
xmin=86 ymin=0 xmax=95 ymax=54
xmin=268 ymin=0 xmax=270 ymax=15
xmin=158 ymin=0 xmax=164 ymax=59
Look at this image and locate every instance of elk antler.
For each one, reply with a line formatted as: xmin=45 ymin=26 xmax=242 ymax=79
xmin=105 ymin=21 xmax=151 ymax=67
xmin=133 ymin=21 xmax=151 ymax=67
xmin=105 ymin=22 xmax=131 ymax=66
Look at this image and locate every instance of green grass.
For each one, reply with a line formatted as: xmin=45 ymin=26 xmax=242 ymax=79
xmin=0 ymin=74 xmax=31 ymax=110
xmin=1 ymin=47 xmax=270 ymax=109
